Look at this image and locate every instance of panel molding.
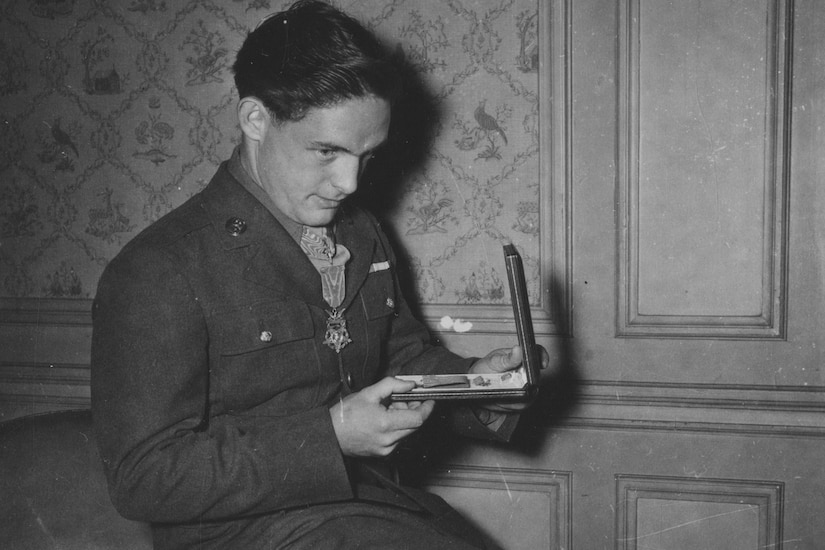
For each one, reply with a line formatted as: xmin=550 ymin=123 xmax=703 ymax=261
xmin=422 ymin=0 xmax=572 ymax=338
xmin=616 ymin=0 xmax=793 ymax=339
xmin=425 ymin=465 xmax=571 ymax=550
xmin=4 ymin=300 xmax=825 ymax=438
xmin=580 ymin=380 xmax=825 ymax=414
xmin=616 ymin=475 xmax=783 ymax=550
xmin=561 ymin=380 xmax=825 ymax=439
xmin=0 ymin=361 xmax=90 ymax=406
xmin=0 ymin=297 xmax=93 ymax=326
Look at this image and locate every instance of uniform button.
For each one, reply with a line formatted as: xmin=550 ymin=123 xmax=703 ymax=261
xmin=225 ymin=217 xmax=247 ymax=236
xmin=345 ymin=372 xmax=353 ymax=386
xmin=259 ymin=330 xmax=273 ymax=342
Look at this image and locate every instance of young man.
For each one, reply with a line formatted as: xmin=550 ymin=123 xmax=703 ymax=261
xmin=91 ymin=2 xmax=542 ymax=548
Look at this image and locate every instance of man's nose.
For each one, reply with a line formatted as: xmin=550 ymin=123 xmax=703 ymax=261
xmin=330 ymin=157 xmax=360 ymax=196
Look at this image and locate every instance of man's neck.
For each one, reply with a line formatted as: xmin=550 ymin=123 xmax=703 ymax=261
xmin=228 ymin=145 xmax=304 ymax=244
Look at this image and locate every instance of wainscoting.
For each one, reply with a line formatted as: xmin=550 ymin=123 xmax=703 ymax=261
xmin=4 ymin=297 xmax=825 ymax=548
xmin=426 ymin=466 xmax=571 ymax=550
xmin=615 ymin=475 xmax=783 ymax=550
xmin=0 ymin=298 xmax=93 ymax=420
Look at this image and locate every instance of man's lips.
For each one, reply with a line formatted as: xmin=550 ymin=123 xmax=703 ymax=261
xmin=315 ymin=196 xmax=346 ymax=208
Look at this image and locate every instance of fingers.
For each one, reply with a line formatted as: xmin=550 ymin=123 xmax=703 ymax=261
xmin=361 ymin=376 xmax=417 ymax=402
xmin=475 ymin=344 xmax=552 ymax=374
xmin=472 ymin=345 xmax=524 ymax=374
xmin=388 ymin=399 xmax=427 ymax=410
xmin=385 ymin=398 xmax=435 ymax=429
xmin=539 ymin=345 xmax=550 ymax=369
xmin=330 ymin=382 xmax=435 ymax=457
xmin=382 ymin=400 xmax=435 ymax=451
xmin=482 ymin=401 xmax=530 ymax=413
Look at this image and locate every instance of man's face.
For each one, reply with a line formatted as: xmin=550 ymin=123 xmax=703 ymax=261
xmin=252 ymin=95 xmax=391 ymax=227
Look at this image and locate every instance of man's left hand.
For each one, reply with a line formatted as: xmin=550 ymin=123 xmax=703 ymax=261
xmin=469 ymin=345 xmax=549 ymax=412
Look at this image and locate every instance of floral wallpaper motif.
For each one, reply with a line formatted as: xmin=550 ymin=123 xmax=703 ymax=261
xmin=0 ymin=0 xmax=541 ymax=306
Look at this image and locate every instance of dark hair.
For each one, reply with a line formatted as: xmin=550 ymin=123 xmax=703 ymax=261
xmin=232 ymin=0 xmax=400 ymax=122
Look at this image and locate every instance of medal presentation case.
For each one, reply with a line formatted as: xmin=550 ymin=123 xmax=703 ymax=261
xmin=391 ymin=244 xmax=541 ymax=401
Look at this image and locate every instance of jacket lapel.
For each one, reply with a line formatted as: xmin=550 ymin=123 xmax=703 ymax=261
xmin=336 ymin=208 xmax=377 ymax=312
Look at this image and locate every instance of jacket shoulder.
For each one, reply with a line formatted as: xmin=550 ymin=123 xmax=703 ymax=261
xmin=97 ymin=195 xmax=211 ymax=292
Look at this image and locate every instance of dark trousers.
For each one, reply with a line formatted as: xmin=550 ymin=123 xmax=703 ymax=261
xmin=152 ymin=496 xmax=501 ymax=550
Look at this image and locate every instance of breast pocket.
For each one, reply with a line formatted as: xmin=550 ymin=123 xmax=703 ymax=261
xmin=360 ymin=269 xmax=397 ymax=322
xmin=211 ymin=300 xmax=321 ymax=412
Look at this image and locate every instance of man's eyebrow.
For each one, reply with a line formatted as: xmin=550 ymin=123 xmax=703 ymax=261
xmin=308 ymin=140 xmax=348 ymax=153
xmin=308 ymin=140 xmax=385 ymax=156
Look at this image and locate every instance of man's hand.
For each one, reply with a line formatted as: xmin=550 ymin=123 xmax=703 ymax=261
xmin=330 ymin=377 xmax=435 ymax=458
xmin=469 ymin=345 xmax=550 ymax=412
xmin=470 ymin=345 xmax=525 ymax=376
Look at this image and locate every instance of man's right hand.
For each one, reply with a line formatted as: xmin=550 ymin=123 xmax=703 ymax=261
xmin=329 ymin=377 xmax=435 ymax=457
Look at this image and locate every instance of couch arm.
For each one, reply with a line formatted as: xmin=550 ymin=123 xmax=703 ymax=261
xmin=0 ymin=409 xmax=152 ymax=549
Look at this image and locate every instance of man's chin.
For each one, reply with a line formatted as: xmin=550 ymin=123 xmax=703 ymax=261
xmin=302 ymin=208 xmax=339 ymax=228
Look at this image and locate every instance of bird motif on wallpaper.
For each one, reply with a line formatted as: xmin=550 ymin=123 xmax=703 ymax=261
xmin=183 ymin=20 xmax=229 ymax=85
xmin=474 ymin=100 xmax=507 ymax=145
xmin=50 ymin=117 xmax=79 ymax=157
xmin=453 ymin=99 xmax=510 ymax=160
xmin=38 ymin=118 xmax=80 ymax=171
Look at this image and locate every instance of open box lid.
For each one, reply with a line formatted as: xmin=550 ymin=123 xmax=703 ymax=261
xmin=391 ymin=244 xmax=540 ymax=401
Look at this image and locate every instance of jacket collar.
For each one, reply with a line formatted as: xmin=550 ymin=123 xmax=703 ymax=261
xmin=199 ymin=162 xmax=377 ymax=310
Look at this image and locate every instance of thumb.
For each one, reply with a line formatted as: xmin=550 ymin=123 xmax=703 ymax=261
xmin=496 ymin=345 xmax=523 ymax=372
xmin=361 ymin=376 xmax=417 ymax=402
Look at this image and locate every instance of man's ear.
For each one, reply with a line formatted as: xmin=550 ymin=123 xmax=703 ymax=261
xmin=238 ymin=97 xmax=270 ymax=143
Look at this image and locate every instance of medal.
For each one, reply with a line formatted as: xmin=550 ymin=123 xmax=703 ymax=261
xmin=323 ymin=308 xmax=352 ymax=353
xmin=319 ymin=264 xmax=350 ymax=353
xmin=301 ymin=226 xmax=351 ymax=353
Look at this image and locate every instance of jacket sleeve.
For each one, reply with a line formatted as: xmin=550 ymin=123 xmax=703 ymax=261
xmin=91 ymin=243 xmax=354 ymax=524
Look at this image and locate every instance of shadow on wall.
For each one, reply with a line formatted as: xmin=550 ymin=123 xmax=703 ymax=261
xmin=397 ymin=273 xmax=582 ymax=475
xmin=352 ymin=46 xmax=443 ymax=320
xmin=510 ymin=273 xmax=581 ymax=455
xmin=350 ymin=34 xmax=582 ymax=464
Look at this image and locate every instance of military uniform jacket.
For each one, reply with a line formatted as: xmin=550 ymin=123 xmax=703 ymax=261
xmin=90 ymin=159 xmax=509 ymax=544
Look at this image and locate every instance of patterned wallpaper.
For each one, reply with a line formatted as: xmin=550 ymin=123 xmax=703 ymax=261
xmin=0 ymin=0 xmax=541 ymax=307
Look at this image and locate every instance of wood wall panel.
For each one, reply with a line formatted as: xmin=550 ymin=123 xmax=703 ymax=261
xmin=424 ymin=465 xmax=571 ymax=550
xmin=616 ymin=475 xmax=783 ymax=550
xmin=3 ymin=302 xmax=825 ymax=549
xmin=616 ymin=0 xmax=793 ymax=338
xmin=0 ymin=298 xmax=93 ymax=420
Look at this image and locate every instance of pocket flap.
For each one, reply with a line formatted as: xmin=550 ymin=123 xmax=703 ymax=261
xmin=360 ymin=271 xmax=397 ymax=321
xmin=214 ymin=300 xmax=315 ymax=355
